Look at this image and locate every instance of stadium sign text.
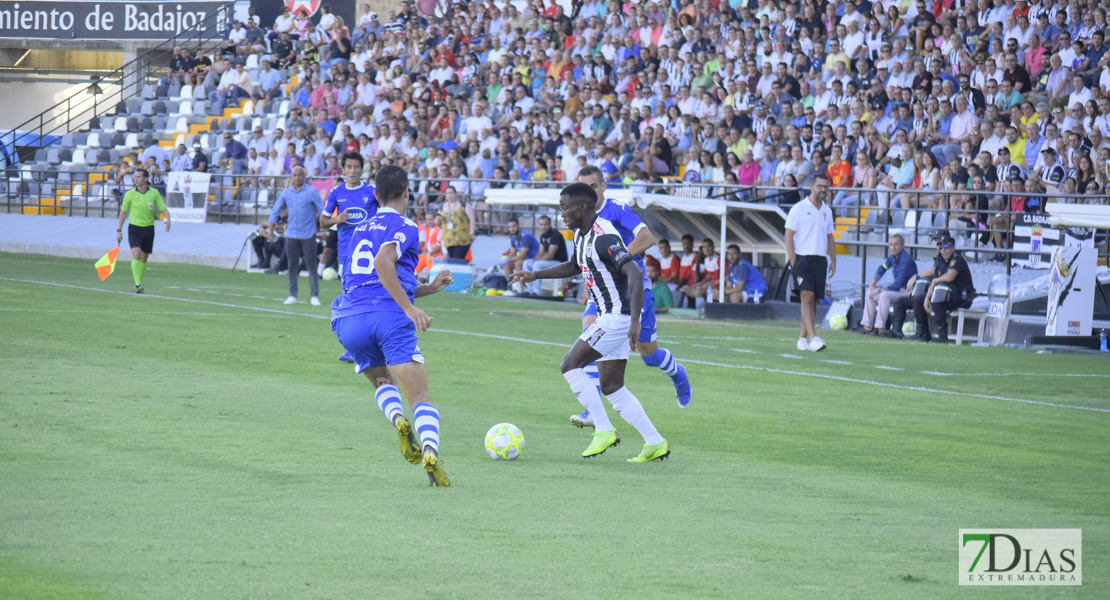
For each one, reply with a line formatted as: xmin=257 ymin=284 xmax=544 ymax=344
xmin=0 ymin=1 xmax=226 ymax=40
xmin=959 ymin=529 xmax=1081 ymax=586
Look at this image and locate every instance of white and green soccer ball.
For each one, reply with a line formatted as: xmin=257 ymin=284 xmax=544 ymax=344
xmin=828 ymin=313 xmax=848 ymax=330
xmin=902 ymin=322 xmax=916 ymax=336
xmin=485 ymin=423 xmax=524 ymax=460
xmin=321 ymin=267 xmax=338 ymax=281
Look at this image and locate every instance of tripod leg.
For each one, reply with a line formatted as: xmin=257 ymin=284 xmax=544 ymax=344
xmin=232 ymin=237 xmax=250 ymax=271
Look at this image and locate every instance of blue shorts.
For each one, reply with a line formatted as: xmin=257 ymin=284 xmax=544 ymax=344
xmin=332 ymin=312 xmax=424 ymax=373
xmin=583 ymin=289 xmax=657 ymax=343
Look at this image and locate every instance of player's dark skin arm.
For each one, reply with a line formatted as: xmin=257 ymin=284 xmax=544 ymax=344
xmin=374 ymin=243 xmax=432 ymax=332
xmin=623 ymin=260 xmax=643 ymax=347
xmin=509 ymin=259 xmax=580 ymax=284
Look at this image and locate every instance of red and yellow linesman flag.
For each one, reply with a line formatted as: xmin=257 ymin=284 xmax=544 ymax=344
xmin=94 ymin=246 xmax=119 ymax=281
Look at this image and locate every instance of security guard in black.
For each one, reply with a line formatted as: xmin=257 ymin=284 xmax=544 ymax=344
xmin=912 ymin=234 xmax=975 ymax=342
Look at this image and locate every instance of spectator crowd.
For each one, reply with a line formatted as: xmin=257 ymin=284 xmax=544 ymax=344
xmin=154 ymin=0 xmax=1109 ymax=252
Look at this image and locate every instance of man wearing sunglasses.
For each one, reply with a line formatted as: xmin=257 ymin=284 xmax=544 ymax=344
xmin=910 ymin=232 xmax=976 ymax=343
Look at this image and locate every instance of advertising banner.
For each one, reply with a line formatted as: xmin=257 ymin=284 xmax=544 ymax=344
xmin=0 ymin=1 xmax=228 ymax=40
xmin=165 ymin=171 xmax=209 ymax=223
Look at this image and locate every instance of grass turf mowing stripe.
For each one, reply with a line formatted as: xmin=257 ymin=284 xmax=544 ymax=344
xmin=4 ymin=276 xmax=1108 ymax=415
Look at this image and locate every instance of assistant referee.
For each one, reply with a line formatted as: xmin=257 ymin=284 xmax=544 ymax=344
xmin=784 ymin=174 xmax=836 ymax=352
xmin=115 ymin=168 xmax=171 ymax=293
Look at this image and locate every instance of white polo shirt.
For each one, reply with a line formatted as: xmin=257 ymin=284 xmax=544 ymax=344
xmin=785 ymin=198 xmax=835 ymax=257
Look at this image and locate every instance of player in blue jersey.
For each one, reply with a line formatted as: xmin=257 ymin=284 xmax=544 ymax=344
xmin=330 ymin=165 xmax=454 ymax=487
xmin=568 ymin=166 xmax=691 ymax=428
xmin=321 ymin=152 xmax=377 ymax=364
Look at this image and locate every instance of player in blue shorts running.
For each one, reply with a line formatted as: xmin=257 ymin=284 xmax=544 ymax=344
xmin=321 ymin=152 xmax=377 ymax=364
xmin=569 ymin=166 xmax=691 ymax=428
xmin=330 ymin=165 xmax=454 ymax=487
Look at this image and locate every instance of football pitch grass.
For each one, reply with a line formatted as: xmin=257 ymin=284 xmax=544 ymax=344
xmin=1 ymin=252 xmax=1107 ymax=599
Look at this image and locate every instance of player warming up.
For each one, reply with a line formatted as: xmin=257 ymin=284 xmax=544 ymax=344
xmin=330 ymin=166 xmax=454 ymax=486
xmin=569 ymin=166 xmax=690 ymax=428
xmin=511 ymin=183 xmax=670 ymax=463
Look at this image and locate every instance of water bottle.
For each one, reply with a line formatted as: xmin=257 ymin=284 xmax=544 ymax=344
xmin=1101 ymin=329 xmax=1108 ymax=353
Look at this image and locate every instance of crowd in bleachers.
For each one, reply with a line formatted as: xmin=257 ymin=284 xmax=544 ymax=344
xmin=17 ymin=0 xmax=1110 ymax=253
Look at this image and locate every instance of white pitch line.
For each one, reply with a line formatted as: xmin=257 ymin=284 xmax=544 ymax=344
xmin=5 ymin=277 xmax=1108 ymax=414
xmin=822 ymin=359 xmax=853 ymax=365
xmin=779 ymin=353 xmax=807 ymax=359
xmin=691 ymin=344 xmax=717 ymax=349
xmin=731 ymin=348 xmax=757 ymax=354
xmin=874 ymin=365 xmax=904 ymax=371
xmin=923 ymin=371 xmax=1110 ymax=378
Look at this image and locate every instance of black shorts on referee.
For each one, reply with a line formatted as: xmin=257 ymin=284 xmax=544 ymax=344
xmin=792 ymin=255 xmax=827 ymax=295
xmin=128 ymin=224 xmax=155 ymax=254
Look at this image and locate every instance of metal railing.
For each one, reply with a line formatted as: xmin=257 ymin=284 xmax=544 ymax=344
xmin=3 ymin=2 xmax=233 ymax=167
xmin=5 ymin=172 xmax=1108 ymax=267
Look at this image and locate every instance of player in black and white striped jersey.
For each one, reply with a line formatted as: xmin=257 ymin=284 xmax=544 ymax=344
xmin=511 ymin=183 xmax=670 ymax=463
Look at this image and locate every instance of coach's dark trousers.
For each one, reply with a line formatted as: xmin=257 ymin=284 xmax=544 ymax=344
xmin=285 ymin=237 xmax=319 ymax=298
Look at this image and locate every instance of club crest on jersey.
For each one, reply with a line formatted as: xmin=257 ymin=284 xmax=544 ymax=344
xmin=591 ymin=222 xmax=606 ymax=235
xmin=346 ymin=207 xmax=369 ymax=224
xmin=394 ymin=231 xmax=407 ymax=243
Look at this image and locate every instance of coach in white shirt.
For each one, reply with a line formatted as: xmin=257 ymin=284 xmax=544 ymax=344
xmin=784 ymin=174 xmax=836 ymax=352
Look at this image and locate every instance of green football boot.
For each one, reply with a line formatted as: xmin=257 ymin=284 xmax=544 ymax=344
xmin=627 ymin=440 xmax=670 ymax=463
xmin=582 ymin=429 xmax=620 ymax=458
xmin=393 ymin=416 xmax=422 ymax=464
xmin=423 ymin=449 xmax=451 ymax=487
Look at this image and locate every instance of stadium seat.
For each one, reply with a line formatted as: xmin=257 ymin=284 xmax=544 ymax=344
xmin=245 ymin=54 xmax=260 ymax=69
xmin=88 ymin=116 xmax=101 ymax=130
xmin=46 ymin=149 xmax=61 ymax=165
xmin=126 ymin=117 xmax=141 ymax=133
xmin=73 ymin=132 xmax=88 ymax=146
xmin=236 ymin=118 xmax=250 ymax=132
xmin=278 ymin=100 xmax=289 ymax=114
xmin=154 ymin=101 xmax=168 ymax=116
xmin=192 ymin=101 xmax=207 ymax=115
xmin=83 ymin=151 xmax=99 ymax=167
xmin=192 ymin=86 xmax=206 ymax=100
xmin=58 ymin=149 xmax=72 ymax=163
xmin=241 ymin=101 xmax=254 ymax=116
xmin=179 ymin=85 xmax=193 ymax=99
xmin=141 ymin=85 xmax=154 ymax=100
xmin=60 ymin=133 xmax=75 ymax=147
xmin=33 ymin=148 xmax=48 ymax=163
xmin=107 ymin=149 xmax=120 ymax=164
xmin=251 ymin=117 xmax=263 ymax=131
xmin=113 ymin=117 xmax=128 ymax=132
xmin=173 ymin=134 xmax=185 ymax=146
xmin=140 ymin=101 xmax=154 ymax=116
xmin=139 ymin=117 xmax=154 ymax=131
xmin=142 ymin=134 xmax=155 ymax=148
xmin=123 ymin=133 xmax=139 ymax=149
xmin=169 ymin=100 xmax=192 ymax=118
xmin=174 ymin=117 xmax=188 ymax=133
xmin=114 ymin=101 xmax=127 ymax=115
xmin=96 ymin=150 xmax=111 ymax=164
xmin=110 ymin=133 xmax=125 ymax=147
xmin=151 ymin=117 xmax=167 ymax=132
xmin=127 ymin=100 xmax=142 ymax=115
xmin=71 ymin=149 xmax=86 ymax=165
xmin=155 ymin=85 xmax=169 ymax=99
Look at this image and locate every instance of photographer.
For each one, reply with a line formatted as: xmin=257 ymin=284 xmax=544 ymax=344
xmin=252 ymin=207 xmax=287 ymax=271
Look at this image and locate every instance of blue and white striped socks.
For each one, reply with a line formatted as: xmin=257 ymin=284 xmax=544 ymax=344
xmin=413 ymin=402 xmax=440 ymax=454
xmin=584 ymin=362 xmax=602 ymax=398
xmin=375 ymin=384 xmax=404 ymax=424
xmin=642 ymin=348 xmax=679 ymax=377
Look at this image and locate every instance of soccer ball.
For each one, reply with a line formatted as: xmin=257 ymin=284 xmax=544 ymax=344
xmin=902 ymin=322 xmax=916 ymax=336
xmin=485 ymin=423 xmax=524 ymax=460
xmin=828 ymin=313 xmax=848 ymax=330
xmin=321 ymin=267 xmax=338 ymax=280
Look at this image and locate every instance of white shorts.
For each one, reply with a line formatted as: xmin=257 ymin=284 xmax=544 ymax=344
xmin=578 ymin=313 xmax=632 ymax=362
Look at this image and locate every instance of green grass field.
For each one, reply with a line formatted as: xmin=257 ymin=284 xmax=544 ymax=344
xmin=1 ymin=252 xmax=1107 ymax=599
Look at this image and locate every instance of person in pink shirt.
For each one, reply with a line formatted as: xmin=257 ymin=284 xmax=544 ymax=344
xmin=736 ymin=149 xmax=761 ymax=201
